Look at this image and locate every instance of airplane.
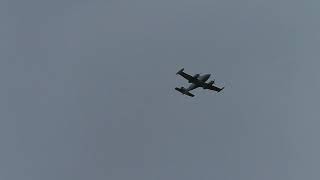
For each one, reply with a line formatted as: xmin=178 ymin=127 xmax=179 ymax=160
xmin=175 ymin=68 xmax=224 ymax=97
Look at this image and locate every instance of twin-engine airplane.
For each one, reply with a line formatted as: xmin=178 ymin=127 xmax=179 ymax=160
xmin=175 ymin=68 xmax=224 ymax=97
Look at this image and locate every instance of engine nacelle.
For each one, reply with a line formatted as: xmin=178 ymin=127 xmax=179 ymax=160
xmin=208 ymin=80 xmax=215 ymax=85
xmin=189 ymin=74 xmax=200 ymax=83
xmin=193 ymin=74 xmax=200 ymax=79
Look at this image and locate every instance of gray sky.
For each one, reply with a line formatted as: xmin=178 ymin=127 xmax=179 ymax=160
xmin=1 ymin=0 xmax=320 ymax=179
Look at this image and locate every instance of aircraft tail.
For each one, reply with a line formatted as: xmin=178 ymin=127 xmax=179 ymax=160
xmin=176 ymin=68 xmax=184 ymax=75
xmin=175 ymin=87 xmax=194 ymax=97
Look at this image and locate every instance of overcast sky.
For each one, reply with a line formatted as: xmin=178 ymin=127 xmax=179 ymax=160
xmin=1 ymin=0 xmax=320 ymax=179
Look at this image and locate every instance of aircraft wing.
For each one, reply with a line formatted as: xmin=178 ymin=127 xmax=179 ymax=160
xmin=176 ymin=68 xmax=197 ymax=82
xmin=207 ymin=85 xmax=224 ymax=92
xmin=175 ymin=87 xmax=195 ymax=97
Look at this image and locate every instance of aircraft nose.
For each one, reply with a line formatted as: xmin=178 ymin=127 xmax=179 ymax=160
xmin=205 ymin=74 xmax=211 ymax=78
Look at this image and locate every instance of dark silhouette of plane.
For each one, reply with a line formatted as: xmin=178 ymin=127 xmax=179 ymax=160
xmin=175 ymin=68 xmax=224 ymax=97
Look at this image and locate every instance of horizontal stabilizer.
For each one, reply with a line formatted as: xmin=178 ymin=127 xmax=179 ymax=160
xmin=176 ymin=68 xmax=184 ymax=75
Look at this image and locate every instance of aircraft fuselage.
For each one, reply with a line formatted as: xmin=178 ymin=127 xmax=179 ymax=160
xmin=186 ymin=74 xmax=211 ymax=91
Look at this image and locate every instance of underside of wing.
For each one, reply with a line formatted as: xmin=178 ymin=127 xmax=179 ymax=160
xmin=208 ymin=85 xmax=224 ymax=92
xmin=175 ymin=87 xmax=195 ymax=97
xmin=184 ymin=91 xmax=195 ymax=97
